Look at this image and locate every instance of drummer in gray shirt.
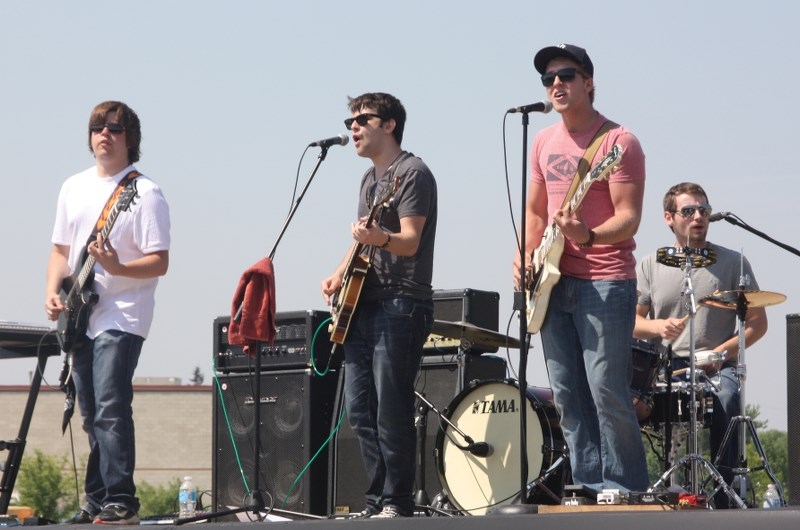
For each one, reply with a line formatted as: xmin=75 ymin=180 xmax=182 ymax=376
xmin=634 ymin=182 xmax=767 ymax=507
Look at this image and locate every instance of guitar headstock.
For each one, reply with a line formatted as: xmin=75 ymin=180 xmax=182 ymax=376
xmin=373 ymin=175 xmax=401 ymax=211
xmin=118 ymin=180 xmax=139 ymax=211
xmin=588 ymin=144 xmax=623 ymax=183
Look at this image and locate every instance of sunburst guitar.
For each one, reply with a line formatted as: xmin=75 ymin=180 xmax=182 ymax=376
xmin=525 ymin=144 xmax=623 ymax=333
xmin=329 ymin=175 xmax=400 ymax=344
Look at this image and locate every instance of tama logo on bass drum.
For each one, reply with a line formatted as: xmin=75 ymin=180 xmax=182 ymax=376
xmin=471 ymin=398 xmax=517 ymax=414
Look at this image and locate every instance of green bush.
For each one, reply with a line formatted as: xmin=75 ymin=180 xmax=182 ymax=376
xmin=17 ymin=449 xmax=78 ymax=521
xmin=138 ymin=478 xmax=181 ymax=517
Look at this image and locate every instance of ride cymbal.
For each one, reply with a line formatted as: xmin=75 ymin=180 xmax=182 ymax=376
xmin=430 ymin=320 xmax=522 ymax=350
xmin=700 ymin=289 xmax=787 ymax=310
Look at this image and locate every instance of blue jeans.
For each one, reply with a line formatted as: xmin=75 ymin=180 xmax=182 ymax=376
xmin=541 ymin=277 xmax=649 ymax=492
xmin=72 ymin=330 xmax=144 ymax=513
xmin=343 ymin=297 xmax=433 ymax=515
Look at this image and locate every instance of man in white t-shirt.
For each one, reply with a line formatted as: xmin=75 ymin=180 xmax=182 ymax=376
xmin=45 ymin=101 xmax=170 ymax=525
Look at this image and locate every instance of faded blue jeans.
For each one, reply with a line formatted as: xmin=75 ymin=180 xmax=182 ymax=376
xmin=541 ymin=277 xmax=649 ymax=492
xmin=343 ymin=297 xmax=433 ymax=516
xmin=72 ymin=330 xmax=143 ymax=513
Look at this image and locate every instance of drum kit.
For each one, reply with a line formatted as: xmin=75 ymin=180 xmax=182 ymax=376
xmin=645 ymin=246 xmax=786 ymax=509
xmin=419 ymin=245 xmax=787 ymax=514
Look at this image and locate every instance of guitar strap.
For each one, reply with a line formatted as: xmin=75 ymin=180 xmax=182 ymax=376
xmin=560 ymin=121 xmax=614 ymax=209
xmin=85 ymin=170 xmax=140 ymax=246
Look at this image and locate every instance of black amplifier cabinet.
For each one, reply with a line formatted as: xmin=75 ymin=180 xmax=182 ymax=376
xmin=214 ymin=310 xmax=338 ymax=373
xmin=426 ymin=288 xmax=500 ymax=354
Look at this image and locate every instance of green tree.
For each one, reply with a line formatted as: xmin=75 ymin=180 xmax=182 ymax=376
xmin=190 ymin=366 xmax=205 ymax=385
xmin=16 ymin=450 xmax=77 ymax=522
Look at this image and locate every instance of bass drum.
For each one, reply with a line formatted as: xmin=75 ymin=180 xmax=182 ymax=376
xmin=434 ymin=379 xmax=566 ymax=516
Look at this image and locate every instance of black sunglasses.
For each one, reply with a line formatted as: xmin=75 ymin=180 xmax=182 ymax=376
xmin=90 ymin=123 xmax=125 ymax=134
xmin=344 ymin=113 xmax=383 ymax=130
xmin=541 ymin=67 xmax=581 ymax=87
xmin=672 ymin=204 xmax=713 ymax=218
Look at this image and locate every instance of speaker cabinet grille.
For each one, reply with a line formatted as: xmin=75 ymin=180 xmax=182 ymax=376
xmin=787 ymin=314 xmax=800 ymax=505
xmin=212 ymin=369 xmax=338 ymax=516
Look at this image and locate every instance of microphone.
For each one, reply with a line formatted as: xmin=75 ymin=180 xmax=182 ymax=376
xmin=309 ymin=134 xmax=350 ymax=148
xmin=466 ymin=442 xmax=493 ymax=457
xmin=708 ymin=211 xmax=730 ymax=222
xmin=507 ymin=101 xmax=552 ymax=114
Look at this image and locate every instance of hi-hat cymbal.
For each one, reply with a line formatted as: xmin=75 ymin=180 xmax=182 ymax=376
xmin=430 ymin=320 xmax=522 ymax=350
xmin=700 ymin=289 xmax=787 ymax=310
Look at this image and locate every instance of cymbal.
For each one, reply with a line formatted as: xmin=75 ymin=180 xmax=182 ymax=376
xmin=700 ymin=289 xmax=787 ymax=310
xmin=430 ymin=320 xmax=522 ymax=350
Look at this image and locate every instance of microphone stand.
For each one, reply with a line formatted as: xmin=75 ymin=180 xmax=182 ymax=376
xmin=503 ymin=109 xmax=538 ymax=514
xmin=717 ymin=213 xmax=800 ymax=258
xmin=201 ymin=146 xmax=333 ymax=524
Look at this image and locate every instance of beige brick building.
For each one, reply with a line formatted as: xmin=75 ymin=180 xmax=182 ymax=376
xmin=1 ymin=381 xmax=212 ymax=500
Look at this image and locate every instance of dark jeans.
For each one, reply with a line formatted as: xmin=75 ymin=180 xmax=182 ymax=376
xmin=343 ymin=297 xmax=433 ymax=515
xmin=72 ymin=330 xmax=143 ymax=513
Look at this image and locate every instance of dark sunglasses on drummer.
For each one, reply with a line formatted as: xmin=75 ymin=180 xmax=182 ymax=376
xmin=672 ymin=204 xmax=713 ymax=218
xmin=541 ymin=67 xmax=581 ymax=87
xmin=344 ymin=113 xmax=383 ymax=130
xmin=90 ymin=123 xmax=125 ymax=134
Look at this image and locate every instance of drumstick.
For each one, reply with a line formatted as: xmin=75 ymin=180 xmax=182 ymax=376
xmin=677 ymin=315 xmax=689 ymax=326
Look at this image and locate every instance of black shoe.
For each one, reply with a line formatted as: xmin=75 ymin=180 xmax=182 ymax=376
xmin=93 ymin=504 xmax=140 ymax=525
xmin=65 ymin=509 xmax=95 ymax=524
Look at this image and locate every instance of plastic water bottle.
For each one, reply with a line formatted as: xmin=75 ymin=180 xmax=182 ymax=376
xmin=762 ymin=483 xmax=780 ymax=508
xmin=179 ymin=476 xmax=197 ymax=518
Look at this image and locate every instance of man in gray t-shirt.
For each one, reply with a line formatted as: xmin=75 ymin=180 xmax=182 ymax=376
xmin=634 ymin=182 xmax=767 ymax=507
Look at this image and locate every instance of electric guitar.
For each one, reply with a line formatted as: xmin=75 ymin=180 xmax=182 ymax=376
xmin=329 ymin=176 xmax=400 ymax=344
xmin=525 ymin=145 xmax=623 ymax=333
xmin=56 ymin=181 xmax=139 ymax=353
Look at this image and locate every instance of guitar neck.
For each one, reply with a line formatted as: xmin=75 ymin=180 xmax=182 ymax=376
xmin=70 ymin=199 xmax=126 ymax=296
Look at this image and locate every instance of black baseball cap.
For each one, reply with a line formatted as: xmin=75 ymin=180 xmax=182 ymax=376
xmin=534 ymin=44 xmax=594 ymax=77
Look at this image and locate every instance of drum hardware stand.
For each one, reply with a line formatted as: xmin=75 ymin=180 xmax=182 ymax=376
xmin=525 ymin=449 xmax=570 ymax=504
xmin=661 ymin=344 xmax=675 ymax=474
xmin=413 ymin=390 xmax=489 ymax=516
xmin=648 ymin=247 xmax=746 ymax=509
xmin=414 ymin=395 xmax=431 ymax=512
xmin=711 ymin=260 xmax=786 ymax=507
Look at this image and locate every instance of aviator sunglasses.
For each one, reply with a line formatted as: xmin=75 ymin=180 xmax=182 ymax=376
xmin=540 ymin=67 xmax=582 ymax=87
xmin=90 ymin=123 xmax=125 ymax=134
xmin=672 ymin=204 xmax=713 ymax=218
xmin=344 ymin=113 xmax=384 ymax=130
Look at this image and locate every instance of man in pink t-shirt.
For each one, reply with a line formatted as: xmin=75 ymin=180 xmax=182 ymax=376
xmin=513 ymin=43 xmax=649 ymax=493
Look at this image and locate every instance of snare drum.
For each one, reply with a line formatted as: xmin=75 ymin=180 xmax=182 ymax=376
xmin=648 ymin=382 xmax=714 ymax=428
xmin=630 ymin=340 xmax=661 ymax=422
xmin=434 ymin=380 xmax=566 ymax=515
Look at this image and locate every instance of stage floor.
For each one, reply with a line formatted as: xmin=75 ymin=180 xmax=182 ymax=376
xmin=138 ymin=505 xmax=800 ymax=530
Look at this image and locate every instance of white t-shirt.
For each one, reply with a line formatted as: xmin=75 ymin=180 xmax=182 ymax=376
xmin=51 ymin=165 xmax=171 ymax=339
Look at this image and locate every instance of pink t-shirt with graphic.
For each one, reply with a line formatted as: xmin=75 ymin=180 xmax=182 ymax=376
xmin=530 ymin=113 xmax=645 ymax=280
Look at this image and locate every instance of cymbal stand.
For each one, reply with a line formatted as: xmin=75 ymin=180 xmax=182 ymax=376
xmin=712 ymin=257 xmax=786 ymax=506
xmin=649 ymin=248 xmax=745 ymax=508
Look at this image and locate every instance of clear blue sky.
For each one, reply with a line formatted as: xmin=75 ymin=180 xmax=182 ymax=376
xmin=2 ymin=1 xmax=798 ymax=433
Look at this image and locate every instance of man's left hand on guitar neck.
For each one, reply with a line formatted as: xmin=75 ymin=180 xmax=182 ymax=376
xmin=553 ymin=208 xmax=593 ymax=246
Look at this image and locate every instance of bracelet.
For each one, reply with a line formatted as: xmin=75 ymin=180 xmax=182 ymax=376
xmin=380 ymin=232 xmax=391 ymax=249
xmin=579 ymin=229 xmax=595 ymax=248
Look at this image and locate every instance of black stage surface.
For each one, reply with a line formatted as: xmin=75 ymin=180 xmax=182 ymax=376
xmin=35 ymin=506 xmax=800 ymax=529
